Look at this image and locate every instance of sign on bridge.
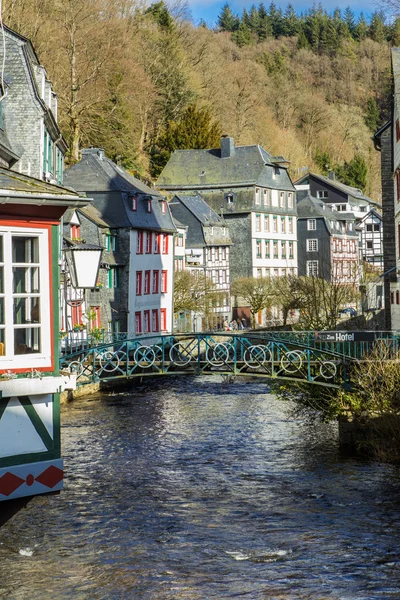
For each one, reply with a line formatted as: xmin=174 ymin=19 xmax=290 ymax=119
xmin=315 ymin=331 xmax=375 ymax=343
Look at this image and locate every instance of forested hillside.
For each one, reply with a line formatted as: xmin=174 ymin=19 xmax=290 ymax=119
xmin=3 ymin=0 xmax=394 ymax=199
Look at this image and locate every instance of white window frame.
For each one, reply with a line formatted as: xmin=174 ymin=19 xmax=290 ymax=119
xmin=307 ymin=239 xmax=318 ymax=252
xmin=317 ymin=190 xmax=328 ymax=199
xmin=307 ymin=260 xmax=319 ymax=276
xmin=0 ymin=225 xmax=51 ymax=369
xmin=307 ymin=219 xmax=316 ymax=231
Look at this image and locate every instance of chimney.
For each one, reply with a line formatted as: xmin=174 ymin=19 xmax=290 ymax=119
xmin=328 ymin=170 xmax=335 ymax=180
xmin=220 ymin=136 xmax=235 ymax=159
xmin=82 ymin=148 xmax=105 ymax=160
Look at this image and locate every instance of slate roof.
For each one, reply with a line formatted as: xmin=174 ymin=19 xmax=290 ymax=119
xmin=297 ymin=194 xmax=358 ymax=237
xmin=64 ymin=149 xmax=176 ymax=233
xmin=0 ymin=167 xmax=88 ymax=206
xmin=157 ymin=143 xmax=295 ymax=192
xmin=173 ymin=194 xmax=224 ymax=225
xmin=295 ymin=172 xmax=379 ymax=206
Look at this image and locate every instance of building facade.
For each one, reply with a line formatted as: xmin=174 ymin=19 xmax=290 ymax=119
xmin=169 ymin=194 xmax=232 ymax=329
xmin=64 ymin=148 xmax=176 ymax=336
xmin=157 ymin=137 xmax=297 ymax=284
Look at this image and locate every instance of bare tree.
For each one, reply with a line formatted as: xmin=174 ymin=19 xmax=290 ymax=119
xmin=231 ymin=276 xmax=274 ymax=328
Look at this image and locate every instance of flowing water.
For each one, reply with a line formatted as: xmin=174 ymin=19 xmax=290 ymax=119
xmin=1 ymin=377 xmax=400 ymax=600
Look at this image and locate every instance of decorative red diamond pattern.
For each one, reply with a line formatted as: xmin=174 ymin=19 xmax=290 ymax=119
xmin=0 ymin=466 xmax=63 ymax=496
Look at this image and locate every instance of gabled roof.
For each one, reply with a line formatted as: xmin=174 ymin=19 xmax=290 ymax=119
xmin=358 ymin=207 xmax=383 ymax=224
xmin=64 ymin=149 xmax=176 ymax=232
xmin=157 ymin=143 xmax=295 ymax=192
xmin=294 ymin=172 xmax=379 ymax=206
xmin=172 ymin=193 xmax=224 ymax=225
xmin=65 ymin=148 xmax=160 ymax=195
xmin=297 ymin=194 xmax=358 ymax=237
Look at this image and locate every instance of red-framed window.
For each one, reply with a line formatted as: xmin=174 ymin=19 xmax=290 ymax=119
xmin=396 ymin=119 xmax=400 ymax=142
xmin=143 ymin=310 xmax=150 ymax=333
xmin=145 ymin=232 xmax=152 ymax=253
xmin=90 ymin=306 xmax=101 ymax=329
xmin=132 ymin=196 xmax=137 ymax=211
xmin=154 ymin=234 xmax=161 ymax=254
xmin=397 ymin=291 xmax=400 ymax=305
xmin=161 ymin=270 xmax=168 ymax=293
xmin=152 ymin=309 xmax=159 ymax=332
xmin=71 ymin=224 xmax=81 ymax=239
xmin=136 ymin=231 xmax=143 ymax=254
xmin=144 ymin=270 xmax=151 ymax=294
xmin=161 ymin=201 xmax=167 ymax=214
xmin=135 ymin=312 xmax=141 ymax=334
xmin=147 ymin=200 xmax=152 ymax=213
xmin=72 ymin=304 xmax=83 ymax=327
xmin=136 ymin=271 xmax=142 ymax=295
xmin=398 ymin=223 xmax=400 ymax=257
xmin=162 ymin=234 xmax=169 ymax=254
xmin=152 ymin=270 xmax=159 ymax=293
xmin=391 ymin=292 xmax=395 ymax=304
xmin=160 ymin=308 xmax=167 ymax=331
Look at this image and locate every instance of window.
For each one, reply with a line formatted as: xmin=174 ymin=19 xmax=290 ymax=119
xmin=160 ymin=308 xmax=167 ymax=331
xmin=273 ymin=241 xmax=278 ymax=258
xmin=143 ymin=310 xmax=150 ymax=333
xmin=307 ymin=260 xmax=319 ymax=276
xmin=136 ymin=271 xmax=142 ymax=295
xmin=147 ymin=200 xmax=152 ymax=213
xmin=397 ymin=119 xmax=400 ymax=142
xmin=107 ymin=267 xmax=119 ymax=289
xmin=176 ymin=234 xmax=184 ymax=247
xmin=307 ymin=219 xmax=316 ymax=231
xmin=0 ymin=228 xmax=53 ymax=366
xmin=136 ymin=231 xmax=143 ymax=254
xmin=397 ymin=291 xmax=400 ymax=305
xmin=374 ymin=223 xmax=380 ymax=232
xmin=152 ymin=270 xmax=159 ymax=293
xmin=281 ymin=241 xmax=286 ymax=258
xmin=264 ymin=215 xmax=269 ymax=232
xmin=70 ymin=224 xmax=80 ymax=239
xmin=279 ymin=192 xmax=285 ymax=208
xmin=288 ymin=217 xmax=293 ymax=234
xmin=273 ymin=268 xmax=279 ymax=277
xmin=161 ymin=270 xmax=168 ymax=293
xmin=256 ymin=240 xmax=262 ymax=258
xmin=263 ymin=189 xmax=270 ymax=206
xmin=135 ymin=312 xmax=142 ymax=334
xmin=317 ymin=190 xmax=328 ymax=199
xmin=162 ymin=234 xmax=169 ymax=254
xmin=175 ymin=258 xmax=184 ymax=271
xmin=336 ymin=204 xmax=347 ymax=212
xmin=255 ymin=214 xmax=261 ymax=232
xmin=132 ymin=196 xmax=137 ymax=211
xmin=145 ymin=232 xmax=152 ymax=254
xmin=289 ymin=242 xmax=294 ymax=259
xmin=281 ymin=217 xmax=286 ymax=233
xmin=273 ymin=217 xmax=278 ymax=232
xmin=359 ymin=206 xmax=367 ymax=212
xmin=366 ymin=224 xmax=373 ymax=232
xmin=152 ymin=309 xmax=159 ymax=332
xmin=391 ymin=291 xmax=394 ymax=304
xmin=144 ymin=270 xmax=151 ymax=294
xmin=265 ymin=240 xmax=270 ymax=258
xmin=257 ymin=268 xmax=262 ymax=278
xmin=105 ymin=232 xmax=118 ymax=252
xmin=366 ymin=241 xmax=373 ymax=250
xmin=287 ymin=192 xmax=293 ymax=208
xmin=265 ymin=268 xmax=270 ymax=277
xmin=154 ymin=234 xmax=161 ymax=253
xmin=227 ymin=194 xmax=234 ymax=204
xmin=255 ymin=188 xmax=261 ymax=205
xmin=89 ymin=306 xmax=101 ymax=330
xmin=307 ymin=239 xmax=318 ymax=252
xmin=222 ymin=247 xmax=227 ymax=260
xmin=161 ymin=200 xmax=167 ymax=214
xmin=272 ymin=166 xmax=279 ymax=179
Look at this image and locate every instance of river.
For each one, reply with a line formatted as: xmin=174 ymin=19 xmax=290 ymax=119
xmin=1 ymin=377 xmax=400 ymax=599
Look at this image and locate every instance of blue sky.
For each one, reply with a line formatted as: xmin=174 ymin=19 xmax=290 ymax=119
xmin=186 ymin=0 xmax=378 ymax=27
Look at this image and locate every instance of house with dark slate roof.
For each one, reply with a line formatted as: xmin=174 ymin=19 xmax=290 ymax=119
xmin=169 ymin=193 xmax=232 ymax=329
xmin=157 ymin=137 xmax=298 ymax=286
xmin=297 ymin=195 xmax=359 ymax=284
xmin=0 ymin=26 xmax=67 ymax=182
xmin=64 ymin=148 xmax=177 ymax=335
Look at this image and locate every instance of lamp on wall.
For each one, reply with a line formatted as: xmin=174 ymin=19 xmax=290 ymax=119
xmin=64 ymin=243 xmax=103 ymax=289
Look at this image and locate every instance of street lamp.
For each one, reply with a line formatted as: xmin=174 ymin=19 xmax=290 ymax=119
xmin=64 ymin=243 xmax=103 ymax=289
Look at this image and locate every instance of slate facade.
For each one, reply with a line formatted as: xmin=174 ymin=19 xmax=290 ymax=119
xmin=64 ymin=149 xmax=176 ymax=335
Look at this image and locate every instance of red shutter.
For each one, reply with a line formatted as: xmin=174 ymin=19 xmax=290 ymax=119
xmin=160 ymin=308 xmax=167 ymax=331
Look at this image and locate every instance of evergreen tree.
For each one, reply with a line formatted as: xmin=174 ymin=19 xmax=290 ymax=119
xmin=268 ymin=2 xmax=284 ymax=37
xmin=150 ymin=104 xmax=221 ymax=177
xmin=343 ymin=6 xmax=355 ymax=36
xmin=314 ymin=149 xmax=332 ymax=174
xmin=258 ymin=3 xmax=272 ymax=40
xmin=354 ymin=13 xmax=368 ymax=41
xmin=145 ymin=1 xmax=174 ymax=30
xmin=217 ymin=3 xmax=238 ymax=32
xmin=282 ymin=4 xmax=299 ymax=36
xmin=248 ymin=5 xmax=260 ymax=32
xmin=231 ymin=22 xmax=253 ymax=46
xmin=335 ymin=154 xmax=368 ymax=192
xmin=364 ymin=97 xmax=380 ymax=132
xmin=369 ymin=11 xmax=387 ymax=44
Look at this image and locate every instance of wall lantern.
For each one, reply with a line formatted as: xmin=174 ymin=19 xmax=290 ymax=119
xmin=64 ymin=243 xmax=103 ymax=289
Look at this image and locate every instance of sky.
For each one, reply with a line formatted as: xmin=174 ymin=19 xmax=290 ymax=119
xmin=186 ymin=0 xmax=378 ymax=27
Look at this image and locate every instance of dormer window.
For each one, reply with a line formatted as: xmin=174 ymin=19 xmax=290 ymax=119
xmin=161 ymin=200 xmax=167 ymax=214
xmin=226 ymin=194 xmax=234 ymax=204
xmin=132 ymin=196 xmax=137 ymax=211
xmin=272 ymin=167 xmax=279 ymax=179
xmin=71 ymin=224 xmax=81 ymax=239
xmin=147 ymin=200 xmax=152 ymax=213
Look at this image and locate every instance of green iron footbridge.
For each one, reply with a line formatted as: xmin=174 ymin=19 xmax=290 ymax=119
xmin=59 ymin=331 xmax=399 ymax=390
